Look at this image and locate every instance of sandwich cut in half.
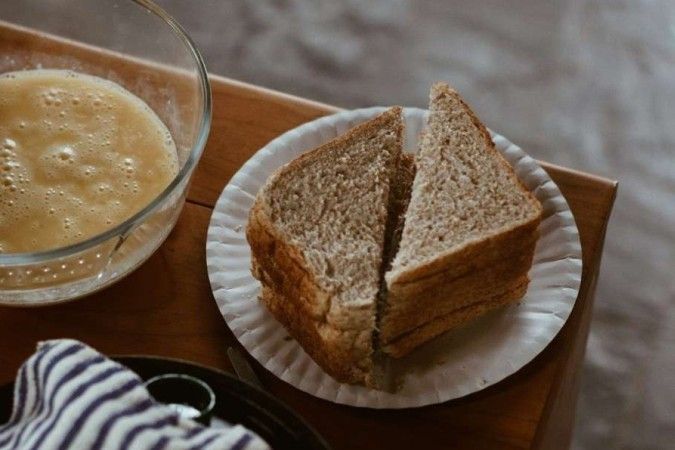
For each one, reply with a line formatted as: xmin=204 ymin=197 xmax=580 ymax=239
xmin=380 ymin=83 xmax=543 ymax=358
xmin=247 ymin=83 xmax=543 ymax=387
xmin=247 ymin=107 xmax=404 ymax=386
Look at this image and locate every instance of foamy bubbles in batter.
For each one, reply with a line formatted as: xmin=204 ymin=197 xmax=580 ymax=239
xmin=0 ymin=70 xmax=179 ymax=253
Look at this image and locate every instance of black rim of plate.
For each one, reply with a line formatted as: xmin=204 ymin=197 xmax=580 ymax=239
xmin=0 ymin=355 xmax=329 ymax=450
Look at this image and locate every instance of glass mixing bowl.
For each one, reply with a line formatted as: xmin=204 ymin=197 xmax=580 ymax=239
xmin=0 ymin=0 xmax=211 ymax=305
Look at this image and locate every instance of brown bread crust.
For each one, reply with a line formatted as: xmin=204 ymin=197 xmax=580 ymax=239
xmin=381 ymin=239 xmax=536 ymax=345
xmin=383 ymin=278 xmax=529 ymax=358
xmin=249 ymin=200 xmax=374 ymax=385
xmin=387 ymin=211 xmax=540 ymax=285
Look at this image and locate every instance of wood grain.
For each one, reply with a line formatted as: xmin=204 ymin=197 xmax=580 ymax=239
xmin=0 ymin=22 xmax=618 ymax=450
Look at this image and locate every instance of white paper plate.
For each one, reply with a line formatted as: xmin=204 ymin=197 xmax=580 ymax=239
xmin=206 ymin=107 xmax=582 ymax=408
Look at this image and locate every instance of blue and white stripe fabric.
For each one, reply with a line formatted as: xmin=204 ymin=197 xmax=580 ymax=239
xmin=0 ymin=340 xmax=269 ymax=450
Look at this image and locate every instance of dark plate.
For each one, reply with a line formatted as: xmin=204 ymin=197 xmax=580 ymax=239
xmin=0 ymin=355 xmax=329 ymax=450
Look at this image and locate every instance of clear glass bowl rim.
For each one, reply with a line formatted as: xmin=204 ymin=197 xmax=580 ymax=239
xmin=0 ymin=0 xmax=212 ymax=265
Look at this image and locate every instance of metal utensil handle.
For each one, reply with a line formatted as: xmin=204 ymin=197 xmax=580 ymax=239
xmin=227 ymin=347 xmax=264 ymax=390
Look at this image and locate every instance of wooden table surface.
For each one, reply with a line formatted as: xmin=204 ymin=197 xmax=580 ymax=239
xmin=0 ymin=22 xmax=618 ymax=450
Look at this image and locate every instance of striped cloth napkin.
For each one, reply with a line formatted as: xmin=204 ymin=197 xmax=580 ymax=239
xmin=0 ymin=340 xmax=269 ymax=450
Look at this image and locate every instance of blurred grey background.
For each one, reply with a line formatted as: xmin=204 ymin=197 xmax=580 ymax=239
xmin=4 ymin=0 xmax=674 ymax=448
xmin=153 ymin=1 xmax=675 ymax=448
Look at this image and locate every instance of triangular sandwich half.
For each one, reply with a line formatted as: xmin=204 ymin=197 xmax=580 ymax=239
xmin=248 ymin=108 xmax=404 ymax=385
xmin=381 ymin=84 xmax=542 ymax=357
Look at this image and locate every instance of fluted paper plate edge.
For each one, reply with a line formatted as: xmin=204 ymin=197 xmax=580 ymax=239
xmin=206 ymin=107 xmax=582 ymax=409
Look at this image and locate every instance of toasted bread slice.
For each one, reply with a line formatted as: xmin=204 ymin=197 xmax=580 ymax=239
xmin=247 ymin=107 xmax=403 ymax=385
